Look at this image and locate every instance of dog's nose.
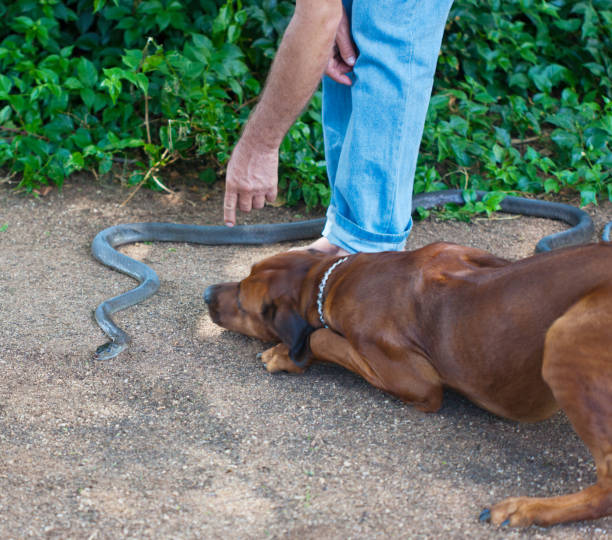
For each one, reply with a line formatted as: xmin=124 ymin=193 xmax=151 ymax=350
xmin=203 ymin=285 xmax=217 ymax=305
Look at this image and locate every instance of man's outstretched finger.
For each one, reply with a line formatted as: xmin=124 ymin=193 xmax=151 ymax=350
xmin=224 ymin=191 xmax=237 ymax=227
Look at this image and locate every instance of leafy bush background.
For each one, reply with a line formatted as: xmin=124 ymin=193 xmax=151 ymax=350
xmin=0 ymin=0 xmax=610 ymax=209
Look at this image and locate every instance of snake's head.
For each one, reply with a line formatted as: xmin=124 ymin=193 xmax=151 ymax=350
xmin=94 ymin=341 xmax=128 ymax=361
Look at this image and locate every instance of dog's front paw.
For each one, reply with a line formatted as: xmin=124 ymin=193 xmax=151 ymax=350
xmin=260 ymin=344 xmax=305 ymax=374
xmin=481 ymin=496 xmax=548 ymax=527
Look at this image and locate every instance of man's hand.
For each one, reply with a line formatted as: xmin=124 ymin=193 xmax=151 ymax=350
xmin=222 ymin=0 xmax=343 ymax=226
xmin=223 ymin=136 xmax=279 ymax=227
xmin=325 ymin=7 xmax=357 ymax=86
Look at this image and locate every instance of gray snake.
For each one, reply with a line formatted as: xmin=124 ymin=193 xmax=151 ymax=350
xmin=92 ymin=189 xmax=601 ymax=360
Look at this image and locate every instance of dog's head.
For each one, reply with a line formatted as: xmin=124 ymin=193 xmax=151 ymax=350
xmin=204 ymin=250 xmax=325 ymax=365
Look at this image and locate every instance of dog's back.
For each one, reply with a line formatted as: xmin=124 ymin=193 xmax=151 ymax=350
xmin=325 ymin=242 xmax=611 ymax=421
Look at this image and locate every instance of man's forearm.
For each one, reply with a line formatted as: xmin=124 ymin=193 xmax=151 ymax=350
xmin=242 ymin=0 xmax=343 ymax=149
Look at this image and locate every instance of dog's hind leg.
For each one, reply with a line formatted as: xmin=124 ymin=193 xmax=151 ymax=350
xmin=488 ymin=287 xmax=612 ymax=527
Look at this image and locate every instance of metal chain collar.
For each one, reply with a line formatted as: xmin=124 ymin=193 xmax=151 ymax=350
xmin=316 ymin=256 xmax=349 ymax=328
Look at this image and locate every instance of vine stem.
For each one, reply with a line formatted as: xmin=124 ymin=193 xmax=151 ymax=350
xmin=119 ymin=148 xmax=178 ymax=207
xmin=145 ymin=92 xmax=151 ymax=145
xmin=510 ymin=135 xmax=545 ymax=145
xmin=0 ymin=127 xmax=50 ymax=141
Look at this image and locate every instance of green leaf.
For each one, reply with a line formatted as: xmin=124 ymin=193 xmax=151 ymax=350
xmin=122 ymin=49 xmax=143 ymax=70
xmin=450 ymin=141 xmax=472 ymax=166
xmin=494 ymin=127 xmax=511 ymax=147
xmin=212 ymin=4 xmax=232 ymax=35
xmin=64 ymin=77 xmax=83 ymax=90
xmin=68 ymin=151 xmax=85 ymax=170
xmin=191 ymin=34 xmax=213 ymax=63
xmin=301 ymin=183 xmax=319 ymax=207
xmin=106 ymin=131 xmax=120 ymax=147
xmin=474 ymin=92 xmax=496 ymax=104
xmin=551 ymin=130 xmax=580 ymax=150
xmin=100 ymin=73 xmax=122 ymax=104
xmin=228 ymin=78 xmax=243 ymax=100
xmin=199 ymin=168 xmax=217 ymax=184
xmin=244 ymin=78 xmax=260 ymax=94
xmin=93 ymin=0 xmax=116 ymax=13
xmin=570 ymin=147 xmax=584 ymax=166
xmin=142 ymin=52 xmax=165 ymax=73
xmin=544 ymin=178 xmax=559 ymax=193
xmin=77 ymin=57 xmax=98 ymax=87
xmin=580 ymin=187 xmax=597 ymax=206
xmin=105 ymin=132 xmax=144 ymax=150
xmin=80 ymin=88 xmax=95 ymax=109
xmin=0 ymin=105 xmax=11 ymax=124
xmin=128 ymin=171 xmax=143 ymax=185
xmin=584 ymin=128 xmax=609 ymax=151
xmin=156 ymin=12 xmax=172 ymax=32
xmin=72 ymin=128 xmax=92 ymax=149
xmin=116 ymin=17 xmax=136 ymax=30
xmin=524 ymin=146 xmax=539 ymax=162
xmin=234 ymin=9 xmax=247 ymax=26
xmin=584 ymin=62 xmax=605 ymax=77
xmin=228 ymin=23 xmax=242 ymax=43
xmin=11 ymin=16 xmax=34 ymax=33
xmin=0 ymin=74 xmax=13 ymax=97
xmin=448 ymin=115 xmax=469 ymax=136
xmin=462 ymin=189 xmax=478 ymax=204
xmin=597 ymin=152 xmax=612 ymax=169
xmin=482 ymin=191 xmax=506 ymax=211
xmin=508 ymin=73 xmax=529 ymax=89
xmin=99 ymin=156 xmax=113 ymax=174
xmin=492 ymin=144 xmax=505 ymax=163
xmin=122 ymin=71 xmax=149 ymax=94
xmin=45 ymin=115 xmax=74 ymax=140
xmin=528 ymin=64 xmax=571 ymax=94
xmin=553 ymin=18 xmax=581 ymax=32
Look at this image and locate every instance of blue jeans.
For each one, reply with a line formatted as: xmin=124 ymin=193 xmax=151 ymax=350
xmin=322 ymin=0 xmax=454 ymax=252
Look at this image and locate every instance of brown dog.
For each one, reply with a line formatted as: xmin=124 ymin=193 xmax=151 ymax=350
xmin=204 ymin=241 xmax=612 ymax=527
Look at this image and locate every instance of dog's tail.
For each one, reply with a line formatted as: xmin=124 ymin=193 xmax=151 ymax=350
xmin=604 ymin=222 xmax=611 ymax=242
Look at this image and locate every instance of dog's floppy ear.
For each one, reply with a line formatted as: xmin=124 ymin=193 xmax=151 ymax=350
xmin=270 ymin=302 xmax=315 ymax=368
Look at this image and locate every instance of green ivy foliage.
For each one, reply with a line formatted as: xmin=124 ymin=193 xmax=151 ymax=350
xmin=421 ymin=0 xmax=612 ymax=208
xmin=0 ymin=0 xmax=610 ymax=210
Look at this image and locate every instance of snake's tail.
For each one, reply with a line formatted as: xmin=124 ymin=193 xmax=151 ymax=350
xmin=412 ymin=190 xmax=594 ymax=253
xmin=498 ymin=196 xmax=593 ymax=252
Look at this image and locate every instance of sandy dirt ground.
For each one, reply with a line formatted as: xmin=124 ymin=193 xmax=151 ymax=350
xmin=0 ymin=175 xmax=611 ymax=539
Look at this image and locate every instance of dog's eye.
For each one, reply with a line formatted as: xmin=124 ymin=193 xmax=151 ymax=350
xmin=236 ymin=282 xmax=247 ymax=314
xmin=262 ymin=302 xmax=276 ymax=321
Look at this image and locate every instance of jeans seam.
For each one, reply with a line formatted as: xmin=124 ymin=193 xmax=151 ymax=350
xmin=383 ymin=4 xmax=417 ymax=235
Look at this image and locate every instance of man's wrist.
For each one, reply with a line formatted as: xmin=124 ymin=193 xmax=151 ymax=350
xmin=240 ymin=114 xmax=282 ymax=153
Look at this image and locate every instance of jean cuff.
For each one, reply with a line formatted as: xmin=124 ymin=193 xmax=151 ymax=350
xmin=322 ymin=205 xmax=412 ymax=253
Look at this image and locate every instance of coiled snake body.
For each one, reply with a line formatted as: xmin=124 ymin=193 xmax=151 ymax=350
xmin=92 ymin=189 xmax=602 ymax=360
